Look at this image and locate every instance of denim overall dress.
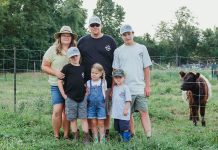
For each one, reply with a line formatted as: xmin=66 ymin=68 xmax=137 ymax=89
xmin=87 ymin=80 xmax=106 ymax=119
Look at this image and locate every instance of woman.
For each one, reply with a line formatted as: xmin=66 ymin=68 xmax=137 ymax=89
xmin=41 ymin=26 xmax=77 ymax=139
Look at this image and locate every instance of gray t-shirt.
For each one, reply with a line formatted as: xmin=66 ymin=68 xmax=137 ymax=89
xmin=112 ymin=43 xmax=152 ymax=95
xmin=111 ymin=84 xmax=131 ymax=120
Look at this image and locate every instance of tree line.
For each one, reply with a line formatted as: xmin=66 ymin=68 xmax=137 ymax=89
xmin=0 ymin=0 xmax=218 ymax=67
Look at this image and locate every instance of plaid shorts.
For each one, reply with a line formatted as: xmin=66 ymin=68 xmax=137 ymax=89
xmin=65 ymin=97 xmax=87 ymax=121
xmin=131 ymin=95 xmax=148 ymax=113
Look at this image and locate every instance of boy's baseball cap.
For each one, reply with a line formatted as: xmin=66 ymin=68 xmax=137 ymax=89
xmin=67 ymin=47 xmax=80 ymax=58
xmin=120 ymin=24 xmax=134 ymax=34
xmin=113 ymin=69 xmax=125 ymax=77
xmin=89 ymin=16 xmax=102 ymax=26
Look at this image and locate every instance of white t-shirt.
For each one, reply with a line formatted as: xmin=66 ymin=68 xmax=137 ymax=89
xmin=86 ymin=79 xmax=107 ymax=98
xmin=111 ymin=84 xmax=131 ymax=120
xmin=112 ymin=43 xmax=152 ymax=95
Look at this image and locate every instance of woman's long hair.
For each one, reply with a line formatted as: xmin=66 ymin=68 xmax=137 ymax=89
xmin=53 ymin=35 xmax=77 ymax=55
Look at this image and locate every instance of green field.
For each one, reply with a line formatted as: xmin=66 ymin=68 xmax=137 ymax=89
xmin=0 ymin=70 xmax=218 ymax=150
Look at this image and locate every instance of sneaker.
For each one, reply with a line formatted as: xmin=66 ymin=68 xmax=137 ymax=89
xmin=100 ymin=137 xmax=106 ymax=143
xmin=93 ymin=137 xmax=98 ymax=144
xmin=122 ymin=131 xmax=131 ymax=142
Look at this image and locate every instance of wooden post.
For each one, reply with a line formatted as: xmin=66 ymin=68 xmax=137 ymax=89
xmin=13 ymin=47 xmax=16 ymax=112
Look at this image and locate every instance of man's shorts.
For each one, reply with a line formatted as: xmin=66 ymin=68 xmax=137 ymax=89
xmin=131 ymin=95 xmax=148 ymax=113
xmin=105 ymin=88 xmax=112 ymax=115
xmin=114 ymin=119 xmax=130 ymax=132
xmin=65 ymin=97 xmax=87 ymax=121
xmin=50 ymin=86 xmax=65 ymax=105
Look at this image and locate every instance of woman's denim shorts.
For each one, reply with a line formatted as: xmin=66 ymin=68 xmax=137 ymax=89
xmin=50 ymin=86 xmax=65 ymax=105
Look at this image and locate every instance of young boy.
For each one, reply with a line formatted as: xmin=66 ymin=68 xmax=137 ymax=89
xmin=111 ymin=69 xmax=132 ymax=142
xmin=58 ymin=47 xmax=89 ymax=143
xmin=113 ymin=24 xmax=152 ymax=138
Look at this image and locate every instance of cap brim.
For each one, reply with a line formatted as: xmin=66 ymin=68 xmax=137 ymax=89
xmin=68 ymin=53 xmax=80 ymax=58
xmin=113 ymin=74 xmax=124 ymax=77
xmin=54 ymin=32 xmax=78 ymax=40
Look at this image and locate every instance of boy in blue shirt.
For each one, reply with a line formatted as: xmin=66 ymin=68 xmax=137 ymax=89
xmin=111 ymin=69 xmax=132 ymax=142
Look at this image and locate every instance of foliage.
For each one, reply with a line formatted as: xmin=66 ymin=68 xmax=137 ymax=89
xmin=197 ymin=27 xmax=218 ymax=57
xmin=0 ymin=0 xmax=87 ymax=50
xmin=155 ymin=6 xmax=200 ymax=63
xmin=93 ymin=0 xmax=125 ymax=46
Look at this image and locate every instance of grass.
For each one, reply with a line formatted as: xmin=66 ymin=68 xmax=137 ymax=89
xmin=0 ymin=70 xmax=218 ymax=150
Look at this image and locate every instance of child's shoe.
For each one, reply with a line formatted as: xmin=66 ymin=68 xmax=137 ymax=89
xmin=83 ymin=132 xmax=90 ymax=144
xmin=73 ymin=131 xmax=79 ymax=141
xmin=105 ymin=129 xmax=110 ymax=141
xmin=122 ymin=131 xmax=131 ymax=142
xmin=100 ymin=137 xmax=106 ymax=143
xmin=93 ymin=136 xmax=98 ymax=144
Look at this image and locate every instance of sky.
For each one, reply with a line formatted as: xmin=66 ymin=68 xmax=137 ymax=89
xmin=82 ymin=0 xmax=218 ymax=36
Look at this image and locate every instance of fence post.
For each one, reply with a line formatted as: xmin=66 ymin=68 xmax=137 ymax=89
xmin=34 ymin=61 xmax=36 ymax=73
xmin=13 ymin=47 xmax=16 ymax=112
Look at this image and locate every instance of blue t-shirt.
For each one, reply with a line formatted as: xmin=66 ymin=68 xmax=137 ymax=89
xmin=78 ymin=34 xmax=117 ymax=88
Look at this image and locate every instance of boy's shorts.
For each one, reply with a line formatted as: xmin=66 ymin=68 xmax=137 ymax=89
xmin=65 ymin=97 xmax=87 ymax=121
xmin=131 ymin=95 xmax=148 ymax=113
xmin=50 ymin=86 xmax=65 ymax=105
xmin=114 ymin=119 xmax=130 ymax=132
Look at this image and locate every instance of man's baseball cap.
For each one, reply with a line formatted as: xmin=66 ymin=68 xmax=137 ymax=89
xmin=67 ymin=47 xmax=80 ymax=58
xmin=113 ymin=69 xmax=125 ymax=77
xmin=89 ymin=16 xmax=102 ymax=26
xmin=120 ymin=24 xmax=134 ymax=34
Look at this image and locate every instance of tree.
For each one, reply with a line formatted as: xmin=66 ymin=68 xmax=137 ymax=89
xmin=198 ymin=27 xmax=218 ymax=57
xmin=93 ymin=0 xmax=125 ymax=46
xmin=53 ymin=0 xmax=87 ymax=38
xmin=155 ymin=6 xmax=200 ymax=66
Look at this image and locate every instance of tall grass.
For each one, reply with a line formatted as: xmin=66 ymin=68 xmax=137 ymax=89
xmin=0 ymin=70 xmax=217 ymax=150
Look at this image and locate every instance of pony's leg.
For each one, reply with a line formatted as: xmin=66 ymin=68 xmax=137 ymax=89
xmin=200 ymin=104 xmax=206 ymax=127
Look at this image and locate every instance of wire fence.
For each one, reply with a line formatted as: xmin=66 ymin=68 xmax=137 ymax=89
xmin=0 ymin=48 xmax=217 ymax=118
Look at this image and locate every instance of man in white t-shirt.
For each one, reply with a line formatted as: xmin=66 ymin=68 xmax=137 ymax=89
xmin=112 ymin=24 xmax=152 ymax=138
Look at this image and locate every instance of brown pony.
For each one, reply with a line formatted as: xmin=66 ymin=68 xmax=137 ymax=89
xmin=179 ymin=71 xmax=211 ymax=126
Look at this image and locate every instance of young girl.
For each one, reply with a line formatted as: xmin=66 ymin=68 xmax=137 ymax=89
xmin=86 ymin=63 xmax=107 ymax=143
xmin=58 ymin=47 xmax=89 ymax=143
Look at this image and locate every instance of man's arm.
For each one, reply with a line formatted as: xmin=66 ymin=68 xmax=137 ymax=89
xmin=144 ymin=67 xmax=151 ymax=97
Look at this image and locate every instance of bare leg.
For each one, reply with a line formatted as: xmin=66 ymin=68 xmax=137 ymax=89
xmin=71 ymin=119 xmax=78 ymax=132
xmin=130 ymin=114 xmax=135 ymax=135
xmin=52 ymin=104 xmax=64 ymax=138
xmin=139 ymin=111 xmax=151 ymax=137
xmin=104 ymin=88 xmax=111 ymax=131
xmin=62 ymin=109 xmax=70 ymax=138
xmin=98 ymin=119 xmax=105 ymax=142
xmin=81 ymin=119 xmax=89 ymax=133
xmin=104 ymin=115 xmax=110 ymax=130
xmin=91 ymin=119 xmax=98 ymax=142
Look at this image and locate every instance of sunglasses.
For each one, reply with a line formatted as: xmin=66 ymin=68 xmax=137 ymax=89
xmin=90 ymin=23 xmax=100 ymax=27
